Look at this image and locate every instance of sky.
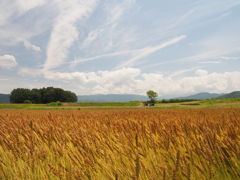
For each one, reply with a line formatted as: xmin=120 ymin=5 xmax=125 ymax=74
xmin=0 ymin=0 xmax=240 ymax=98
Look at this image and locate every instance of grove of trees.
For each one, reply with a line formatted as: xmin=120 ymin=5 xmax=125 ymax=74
xmin=9 ymin=87 xmax=77 ymax=103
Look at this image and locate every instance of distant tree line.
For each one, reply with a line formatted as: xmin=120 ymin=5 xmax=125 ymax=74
xmin=9 ymin=87 xmax=77 ymax=103
xmin=160 ymin=99 xmax=199 ymax=103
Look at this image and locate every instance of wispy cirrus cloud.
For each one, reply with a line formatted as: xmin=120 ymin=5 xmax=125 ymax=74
xmin=43 ymin=0 xmax=100 ymax=71
xmin=114 ymin=35 xmax=186 ymax=69
xmin=198 ymin=61 xmax=221 ymax=64
xmin=78 ymin=0 xmax=137 ymax=54
xmin=220 ymin=56 xmax=239 ymax=60
xmin=67 ymin=35 xmax=186 ymax=70
xmin=168 ymin=66 xmax=200 ymax=78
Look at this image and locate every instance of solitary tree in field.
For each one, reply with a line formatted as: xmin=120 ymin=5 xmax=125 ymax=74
xmin=146 ymin=90 xmax=158 ymax=104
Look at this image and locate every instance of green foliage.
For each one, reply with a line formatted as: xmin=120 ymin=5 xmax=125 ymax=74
xmin=0 ymin=103 xmax=45 ymax=110
xmin=74 ymin=101 xmax=140 ymax=106
xmin=56 ymin=101 xmax=62 ymax=106
xmin=24 ymin=100 xmax=32 ymax=104
xmin=146 ymin=90 xmax=158 ymax=103
xmin=160 ymin=99 xmax=199 ymax=103
xmin=10 ymin=88 xmax=32 ymax=103
xmin=47 ymin=101 xmax=63 ymax=106
xmin=10 ymin=87 xmax=78 ymax=103
xmin=201 ymin=98 xmax=240 ymax=104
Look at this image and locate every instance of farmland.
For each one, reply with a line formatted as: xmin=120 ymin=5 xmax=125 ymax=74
xmin=1 ymin=108 xmax=240 ymax=179
xmin=1 ymin=97 xmax=240 ymax=110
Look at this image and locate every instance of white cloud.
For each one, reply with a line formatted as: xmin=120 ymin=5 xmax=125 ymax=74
xmin=106 ymin=0 xmax=136 ymax=24
xmin=44 ymin=0 xmax=99 ymax=71
xmin=15 ymin=0 xmax=46 ymax=14
xmin=140 ymin=70 xmax=240 ymax=95
xmin=146 ymin=32 xmax=240 ymax=68
xmin=43 ymin=68 xmax=240 ymax=95
xmin=23 ymin=40 xmax=41 ymax=52
xmin=99 ymin=68 xmax=140 ymax=85
xmin=69 ymin=50 xmax=131 ymax=65
xmin=168 ymin=67 xmax=199 ymax=78
xmin=92 ymin=85 xmax=109 ymax=94
xmin=17 ymin=39 xmax=41 ymax=52
xmin=195 ymin=69 xmax=208 ymax=76
xmin=115 ymin=35 xmax=186 ymax=69
xmin=220 ymin=56 xmax=239 ymax=60
xmin=0 ymin=55 xmax=18 ymax=69
xmin=44 ymin=67 xmax=140 ymax=85
xmin=0 ymin=0 xmax=48 ymax=46
xmin=0 ymin=0 xmax=46 ymax=25
xmin=81 ymin=29 xmax=102 ymax=48
xmin=18 ymin=67 xmax=43 ymax=76
xmin=198 ymin=61 xmax=221 ymax=64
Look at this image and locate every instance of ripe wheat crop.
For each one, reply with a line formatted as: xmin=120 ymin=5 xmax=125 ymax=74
xmin=0 ymin=109 xmax=240 ymax=179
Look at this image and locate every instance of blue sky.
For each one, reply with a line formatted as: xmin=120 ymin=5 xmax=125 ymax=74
xmin=0 ymin=0 xmax=240 ymax=97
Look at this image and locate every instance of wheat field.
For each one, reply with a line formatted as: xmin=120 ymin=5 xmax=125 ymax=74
xmin=0 ymin=109 xmax=240 ymax=179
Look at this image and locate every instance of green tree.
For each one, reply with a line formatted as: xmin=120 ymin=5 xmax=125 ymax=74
xmin=10 ymin=87 xmax=78 ymax=103
xmin=146 ymin=90 xmax=158 ymax=104
xmin=31 ymin=88 xmax=41 ymax=103
xmin=54 ymin=88 xmax=65 ymax=101
xmin=10 ymin=88 xmax=32 ymax=103
xmin=60 ymin=91 xmax=78 ymax=102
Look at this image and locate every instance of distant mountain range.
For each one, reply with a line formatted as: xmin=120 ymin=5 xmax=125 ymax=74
xmin=0 ymin=91 xmax=240 ymax=103
xmin=216 ymin=91 xmax=240 ymax=99
xmin=78 ymin=91 xmax=240 ymax=102
xmin=0 ymin=94 xmax=10 ymax=103
xmin=77 ymin=94 xmax=148 ymax=102
xmin=174 ymin=92 xmax=226 ymax=100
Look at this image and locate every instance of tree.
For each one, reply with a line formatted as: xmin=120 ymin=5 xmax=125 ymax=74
xmin=10 ymin=87 xmax=78 ymax=103
xmin=146 ymin=90 xmax=158 ymax=104
xmin=31 ymin=88 xmax=41 ymax=103
xmin=10 ymin=88 xmax=31 ymax=103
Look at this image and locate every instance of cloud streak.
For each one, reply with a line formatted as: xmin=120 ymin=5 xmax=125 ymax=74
xmin=43 ymin=0 xmax=99 ymax=71
xmin=114 ymin=35 xmax=186 ymax=69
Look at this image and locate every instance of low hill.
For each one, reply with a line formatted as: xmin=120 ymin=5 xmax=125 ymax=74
xmin=77 ymin=94 xmax=148 ymax=102
xmin=216 ymin=91 xmax=240 ymax=99
xmin=174 ymin=92 xmax=225 ymax=100
xmin=0 ymin=93 xmax=10 ymax=103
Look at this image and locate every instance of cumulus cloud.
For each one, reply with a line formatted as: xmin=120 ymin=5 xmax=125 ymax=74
xmin=44 ymin=67 xmax=140 ymax=84
xmin=0 ymin=55 xmax=18 ymax=69
xmin=92 ymin=85 xmax=109 ymax=94
xmin=43 ymin=68 xmax=240 ymax=95
xmin=195 ymin=69 xmax=208 ymax=76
